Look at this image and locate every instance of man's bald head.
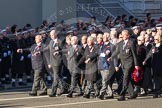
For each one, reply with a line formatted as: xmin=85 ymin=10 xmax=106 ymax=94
xmin=81 ymin=35 xmax=87 ymax=44
xmin=50 ymin=29 xmax=58 ymax=39
xmin=122 ymin=30 xmax=130 ymax=40
xmin=71 ymin=36 xmax=78 ymax=45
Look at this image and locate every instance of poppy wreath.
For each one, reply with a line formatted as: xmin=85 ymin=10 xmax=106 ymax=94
xmin=132 ymin=67 xmax=143 ymax=82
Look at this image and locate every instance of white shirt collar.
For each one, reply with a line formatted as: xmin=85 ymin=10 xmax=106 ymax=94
xmin=124 ymin=39 xmax=128 ymax=44
xmin=53 ymin=38 xmax=58 ymax=43
xmin=37 ymin=42 xmax=41 ymax=46
xmin=104 ymin=41 xmax=109 ymax=45
xmin=83 ymin=44 xmax=87 ymax=48
xmin=144 ymin=42 xmax=149 ymax=46
xmin=73 ymin=45 xmax=77 ymax=48
xmin=156 ymin=43 xmax=160 ymax=47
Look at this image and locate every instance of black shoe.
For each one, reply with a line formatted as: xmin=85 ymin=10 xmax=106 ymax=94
xmin=118 ymin=96 xmax=126 ymax=101
xmin=105 ymin=95 xmax=114 ymax=99
xmin=147 ymin=90 xmax=154 ymax=94
xmin=128 ymin=95 xmax=137 ymax=99
xmin=98 ymin=94 xmax=105 ymax=100
xmin=128 ymin=94 xmax=137 ymax=100
xmin=39 ymin=91 xmax=47 ymax=96
xmin=153 ymin=94 xmax=158 ymax=98
xmin=29 ymin=92 xmax=37 ymax=96
xmin=66 ymin=93 xmax=73 ymax=98
xmin=75 ymin=92 xmax=83 ymax=97
xmin=49 ymin=94 xmax=58 ymax=97
xmin=83 ymin=94 xmax=90 ymax=99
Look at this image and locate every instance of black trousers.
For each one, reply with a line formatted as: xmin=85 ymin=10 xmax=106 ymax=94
xmin=110 ymin=67 xmax=123 ymax=94
xmin=51 ymin=65 xmax=64 ymax=95
xmin=32 ymin=69 xmax=47 ymax=93
xmin=153 ymin=76 xmax=162 ymax=95
xmin=1 ymin=56 xmax=11 ymax=79
xmin=25 ymin=58 xmax=32 ymax=76
xmin=143 ymin=66 xmax=153 ymax=91
xmin=120 ymin=67 xmax=134 ymax=97
xmin=69 ymin=72 xmax=82 ymax=94
xmin=11 ymin=60 xmax=25 ymax=79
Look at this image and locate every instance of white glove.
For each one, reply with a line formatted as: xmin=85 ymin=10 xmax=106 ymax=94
xmin=20 ymin=56 xmax=24 ymax=61
xmin=3 ymin=52 xmax=7 ymax=58
xmin=27 ymin=54 xmax=31 ymax=58
xmin=100 ymin=53 xmax=105 ymax=57
xmin=8 ymin=50 xmax=12 ymax=56
xmin=106 ymin=50 xmax=110 ymax=55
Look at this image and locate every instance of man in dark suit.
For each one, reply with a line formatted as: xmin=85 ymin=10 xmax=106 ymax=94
xmin=42 ymin=30 xmax=64 ymax=97
xmin=109 ymin=30 xmax=139 ymax=101
xmin=41 ymin=32 xmax=53 ymax=84
xmin=66 ymin=36 xmax=83 ymax=98
xmin=80 ymin=35 xmax=88 ymax=91
xmin=17 ymin=35 xmax=47 ymax=96
xmin=79 ymin=36 xmax=98 ymax=99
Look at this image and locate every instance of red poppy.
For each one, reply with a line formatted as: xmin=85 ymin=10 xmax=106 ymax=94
xmin=132 ymin=67 xmax=143 ymax=82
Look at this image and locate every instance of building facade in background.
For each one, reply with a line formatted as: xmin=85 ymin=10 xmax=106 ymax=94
xmin=0 ymin=0 xmax=161 ymax=28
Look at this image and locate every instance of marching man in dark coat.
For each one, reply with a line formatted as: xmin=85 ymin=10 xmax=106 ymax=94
xmin=66 ymin=36 xmax=83 ymax=98
xmin=109 ymin=30 xmax=139 ymax=101
xmin=79 ymin=36 xmax=98 ymax=99
xmin=17 ymin=35 xmax=47 ymax=96
xmin=42 ymin=30 xmax=64 ymax=97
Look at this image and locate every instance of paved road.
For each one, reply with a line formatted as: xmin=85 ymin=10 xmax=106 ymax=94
xmin=0 ymin=88 xmax=162 ymax=108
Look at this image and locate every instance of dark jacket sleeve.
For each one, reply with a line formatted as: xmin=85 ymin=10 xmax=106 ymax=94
xmin=130 ymin=40 xmax=138 ymax=66
xmin=111 ymin=44 xmax=118 ymax=67
xmin=22 ymin=47 xmax=31 ymax=52
xmin=144 ymin=45 xmax=154 ymax=63
xmin=111 ymin=42 xmax=120 ymax=60
xmin=88 ymin=46 xmax=98 ymax=60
